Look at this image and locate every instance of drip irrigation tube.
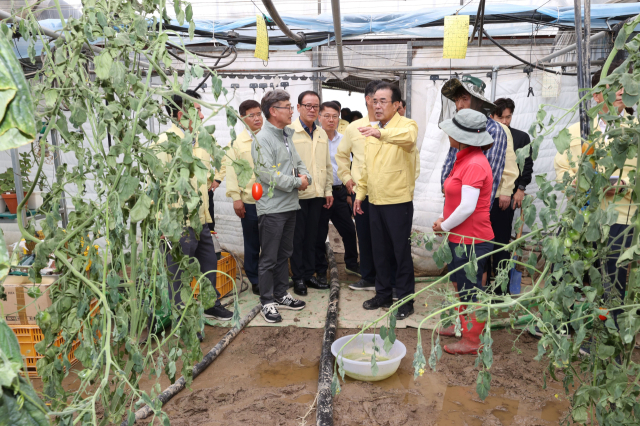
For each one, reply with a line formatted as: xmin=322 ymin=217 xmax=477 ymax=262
xmin=125 ymin=304 xmax=261 ymax=425
xmin=316 ymin=242 xmax=341 ymax=426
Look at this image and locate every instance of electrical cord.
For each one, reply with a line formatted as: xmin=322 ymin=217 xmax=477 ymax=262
xmin=482 ymin=28 xmax=578 ymax=76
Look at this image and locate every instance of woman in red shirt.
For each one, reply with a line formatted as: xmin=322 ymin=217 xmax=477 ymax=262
xmin=433 ymin=109 xmax=495 ymax=355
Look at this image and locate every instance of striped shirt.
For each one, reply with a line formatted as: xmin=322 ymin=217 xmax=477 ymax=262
xmin=440 ymin=116 xmax=507 ymax=208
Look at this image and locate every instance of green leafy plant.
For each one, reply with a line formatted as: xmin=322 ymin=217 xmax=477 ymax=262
xmin=0 ymin=0 xmax=275 ymax=423
xmin=333 ymin=15 xmax=640 ymax=426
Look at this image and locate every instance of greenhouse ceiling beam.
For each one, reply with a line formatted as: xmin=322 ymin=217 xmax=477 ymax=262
xmin=0 ymin=8 xmax=102 ymax=54
xmin=217 ymin=60 xmax=603 ymax=74
xmin=330 ymin=0 xmax=345 ymax=72
xmin=538 ymin=30 xmax=607 ymax=63
xmin=260 ymin=0 xmax=306 ymax=50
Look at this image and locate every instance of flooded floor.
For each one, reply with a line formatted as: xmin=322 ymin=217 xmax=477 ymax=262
xmin=132 ymin=326 xmax=569 ymax=426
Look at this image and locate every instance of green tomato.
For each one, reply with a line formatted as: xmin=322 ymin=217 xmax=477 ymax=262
xmin=568 ymin=230 xmax=580 ymax=241
xmin=585 ymin=248 xmax=596 ymax=259
xmin=582 ymin=210 xmax=591 ymax=223
xmin=569 ymin=252 xmax=580 ymax=262
xmin=564 ymin=247 xmax=571 ymax=255
xmin=564 ymin=238 xmax=573 ymax=248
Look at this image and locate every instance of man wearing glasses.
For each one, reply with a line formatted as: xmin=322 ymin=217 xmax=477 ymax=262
xmin=286 ymin=90 xmax=332 ymax=296
xmin=315 ymin=101 xmax=359 ymax=288
xmin=222 ymin=99 xmax=264 ymax=295
xmin=252 ymin=90 xmax=311 ymax=323
xmin=353 ymin=83 xmax=419 ymax=320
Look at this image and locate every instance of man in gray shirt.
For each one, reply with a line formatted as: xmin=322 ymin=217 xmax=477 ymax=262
xmin=252 ymin=89 xmax=312 ymax=323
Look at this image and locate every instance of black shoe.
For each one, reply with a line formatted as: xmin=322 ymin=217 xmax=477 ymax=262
xmin=395 ymin=304 xmax=414 ymax=320
xmin=293 ymin=279 xmax=308 ymax=296
xmin=252 ymin=284 xmax=260 ymax=295
xmin=275 ymin=293 xmax=306 ymax=310
xmin=203 ymin=305 xmax=233 ymax=321
xmin=363 ymin=294 xmax=393 ymax=310
xmin=349 ymin=279 xmax=375 ymax=291
xmin=392 ymin=288 xmax=398 ymax=301
xmin=308 ymin=275 xmax=329 ymax=290
xmin=261 ymin=303 xmax=282 ymax=323
xmin=345 ymin=264 xmax=361 ymax=277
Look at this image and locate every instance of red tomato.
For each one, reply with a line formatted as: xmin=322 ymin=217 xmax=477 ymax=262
xmin=598 ymin=308 xmax=608 ymax=321
xmin=252 ymin=183 xmax=263 ymax=200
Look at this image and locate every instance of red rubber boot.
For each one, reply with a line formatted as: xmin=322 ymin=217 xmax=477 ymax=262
xmin=443 ymin=311 xmax=485 ymax=355
xmin=437 ymin=305 xmax=461 ymax=337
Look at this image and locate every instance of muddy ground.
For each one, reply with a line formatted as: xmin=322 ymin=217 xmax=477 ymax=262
xmin=143 ymin=325 xmax=569 ymax=426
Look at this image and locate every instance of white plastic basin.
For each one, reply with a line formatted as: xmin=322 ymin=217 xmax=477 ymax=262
xmin=331 ymin=333 xmax=406 ymax=382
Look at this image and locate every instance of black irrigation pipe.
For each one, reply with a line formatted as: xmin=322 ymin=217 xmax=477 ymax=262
xmin=125 ymin=304 xmax=261 ymax=425
xmin=316 ymin=242 xmax=341 ymax=426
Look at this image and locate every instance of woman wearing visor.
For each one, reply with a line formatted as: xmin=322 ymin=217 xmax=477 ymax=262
xmin=433 ymin=109 xmax=495 ymax=355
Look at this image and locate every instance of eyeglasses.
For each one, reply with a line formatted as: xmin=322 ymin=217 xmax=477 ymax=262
xmin=321 ymin=114 xmax=339 ymax=120
xmin=301 ymin=104 xmax=320 ymax=111
xmin=244 ymin=113 xmax=263 ymax=119
xmin=273 ymin=106 xmax=294 ymax=112
xmin=373 ymin=100 xmax=392 ymax=107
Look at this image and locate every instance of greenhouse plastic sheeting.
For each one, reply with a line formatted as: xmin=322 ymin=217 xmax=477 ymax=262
xmin=12 ymin=3 xmax=640 ymax=55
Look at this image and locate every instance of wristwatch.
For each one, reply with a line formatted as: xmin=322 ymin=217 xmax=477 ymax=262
xmin=518 ymin=185 xmax=526 ymax=191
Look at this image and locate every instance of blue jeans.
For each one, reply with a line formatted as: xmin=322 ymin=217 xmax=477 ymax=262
xmin=447 ymin=241 xmax=493 ymax=303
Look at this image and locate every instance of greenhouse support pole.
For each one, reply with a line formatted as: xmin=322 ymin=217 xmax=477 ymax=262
xmin=50 ymin=130 xmax=68 ymax=228
xmin=312 ymin=47 xmax=321 ymax=95
xmin=260 ymin=0 xmax=306 ymax=49
xmin=330 ymin=0 xmax=345 ymax=73
xmin=573 ymin=0 xmax=590 ymax=141
xmin=406 ymin=41 xmax=412 ymax=119
xmin=316 ymin=242 xmax=340 ymax=426
xmin=10 ymin=149 xmax=27 ymax=226
xmin=490 ymin=66 xmax=499 ymax=102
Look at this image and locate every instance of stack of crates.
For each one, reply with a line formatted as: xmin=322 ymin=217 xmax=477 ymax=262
xmin=11 ymin=299 xmax=99 ymax=378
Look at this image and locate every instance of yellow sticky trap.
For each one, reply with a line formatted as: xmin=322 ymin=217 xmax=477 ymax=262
xmin=255 ymin=14 xmax=269 ymax=61
xmin=443 ymin=15 xmax=470 ymax=59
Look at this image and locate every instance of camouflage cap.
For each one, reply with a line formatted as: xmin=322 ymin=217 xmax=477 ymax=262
xmin=441 ymin=75 xmax=496 ymax=115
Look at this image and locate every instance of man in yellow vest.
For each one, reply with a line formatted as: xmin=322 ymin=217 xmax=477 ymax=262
xmin=353 ymin=83 xmax=419 ymax=320
xmin=336 ymin=80 xmax=396 ymax=291
xmin=288 ymin=91 xmax=332 ymax=296
xmin=223 ymin=99 xmax=264 ymax=295
xmin=156 ymin=90 xmax=233 ymax=321
xmin=554 ymin=62 xmax=636 ymax=346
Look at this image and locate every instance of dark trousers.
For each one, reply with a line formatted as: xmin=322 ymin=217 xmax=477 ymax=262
xmin=291 ymin=197 xmax=325 ymax=281
xmin=369 ymin=202 xmax=415 ymax=304
xmin=448 ymin=241 xmax=493 ymax=303
xmin=605 ymin=224 xmax=632 ymax=320
xmin=241 ymin=204 xmax=260 ymax=285
xmin=315 ymin=186 xmax=358 ymax=275
xmin=165 ymin=226 xmax=221 ymax=308
xmin=208 ymin=190 xmax=216 ymax=231
xmin=487 ymin=199 xmax=515 ymax=295
xmin=258 ymin=211 xmax=296 ymax=305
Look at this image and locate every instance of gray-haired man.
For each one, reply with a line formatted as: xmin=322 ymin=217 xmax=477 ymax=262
xmin=252 ymin=90 xmax=312 ymax=323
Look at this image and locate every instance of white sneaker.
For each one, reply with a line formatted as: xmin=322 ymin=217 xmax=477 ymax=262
xmin=275 ymin=293 xmax=306 ymax=310
xmin=261 ymin=303 xmax=282 ymax=323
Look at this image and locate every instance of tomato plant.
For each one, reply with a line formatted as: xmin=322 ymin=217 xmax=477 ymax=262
xmin=0 ymin=0 xmax=281 ymax=423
